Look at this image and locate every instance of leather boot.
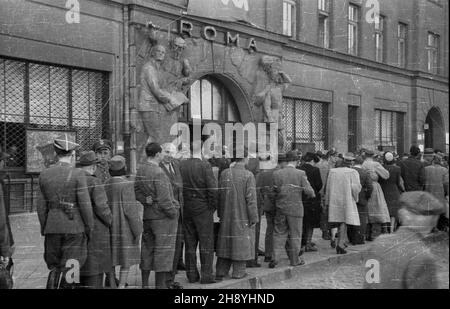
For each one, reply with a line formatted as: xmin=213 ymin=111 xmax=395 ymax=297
xmin=46 ymin=269 xmax=62 ymax=289
xmin=155 ymin=272 xmax=169 ymax=289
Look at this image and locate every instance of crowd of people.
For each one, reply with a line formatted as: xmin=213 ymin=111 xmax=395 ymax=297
xmin=0 ymin=134 xmax=449 ymax=289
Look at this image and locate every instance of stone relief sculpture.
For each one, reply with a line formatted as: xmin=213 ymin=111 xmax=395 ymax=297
xmin=253 ymin=55 xmax=292 ymax=125
xmin=252 ymin=55 xmax=292 ymax=152
xmin=134 ymin=23 xmax=191 ymax=160
xmin=162 ymin=37 xmax=192 ymax=103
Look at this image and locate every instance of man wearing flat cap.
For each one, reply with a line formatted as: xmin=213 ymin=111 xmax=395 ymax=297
xmin=76 ymin=151 xmax=113 ymax=289
xmin=364 ymin=191 xmax=445 ymax=289
xmin=93 ymin=139 xmax=113 ymax=184
xmin=37 ymin=134 xmax=94 ymax=289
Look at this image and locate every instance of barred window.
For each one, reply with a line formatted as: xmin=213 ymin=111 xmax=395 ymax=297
xmin=283 ymin=98 xmax=328 ymax=152
xmin=374 ymin=109 xmax=404 ymax=154
xmin=0 ymin=57 xmax=109 ymax=169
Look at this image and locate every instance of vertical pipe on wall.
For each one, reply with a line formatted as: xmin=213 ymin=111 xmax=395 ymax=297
xmin=128 ymin=25 xmax=137 ymax=175
xmin=123 ymin=5 xmax=131 ymax=172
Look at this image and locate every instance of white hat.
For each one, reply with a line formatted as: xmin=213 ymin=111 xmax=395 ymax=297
xmin=384 ymin=152 xmax=394 ymax=162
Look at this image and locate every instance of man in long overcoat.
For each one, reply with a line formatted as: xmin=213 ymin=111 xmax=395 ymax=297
xmin=216 ymin=154 xmax=259 ymax=280
xmin=77 ymin=151 xmax=113 ymax=289
xmin=135 ymin=143 xmax=179 ymax=289
xmin=105 ymin=156 xmax=142 ymax=288
xmin=0 ymin=154 xmax=13 ymax=283
xmin=37 ymin=134 xmax=94 ymax=289
xmin=297 ymin=152 xmax=323 ymax=252
xmin=271 ymin=151 xmax=315 ymax=268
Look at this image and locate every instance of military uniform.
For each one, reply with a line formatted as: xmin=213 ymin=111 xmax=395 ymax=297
xmin=37 ymin=135 xmax=94 ymax=289
xmin=92 ymin=139 xmax=113 ymax=184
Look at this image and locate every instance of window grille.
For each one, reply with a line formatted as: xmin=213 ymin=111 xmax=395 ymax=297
xmin=374 ymin=109 xmax=404 ymax=154
xmin=283 ymin=97 xmax=328 ymax=152
xmin=0 ymin=57 xmax=110 ymax=169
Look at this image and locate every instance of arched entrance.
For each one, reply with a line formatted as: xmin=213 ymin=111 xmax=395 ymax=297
xmin=424 ymin=107 xmax=445 ymax=151
xmin=177 ymin=74 xmax=253 ymax=152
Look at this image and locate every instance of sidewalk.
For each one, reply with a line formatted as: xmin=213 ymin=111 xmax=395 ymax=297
xmin=9 ymin=212 xmax=378 ymax=289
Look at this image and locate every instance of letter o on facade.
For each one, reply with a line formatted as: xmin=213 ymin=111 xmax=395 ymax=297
xmin=203 ymin=26 xmax=217 ymax=41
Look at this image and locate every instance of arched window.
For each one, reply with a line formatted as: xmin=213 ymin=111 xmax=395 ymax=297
xmin=179 ymin=76 xmax=240 ymax=123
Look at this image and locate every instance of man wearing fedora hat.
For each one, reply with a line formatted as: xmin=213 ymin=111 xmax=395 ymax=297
xmin=37 ymin=134 xmax=94 ymax=289
xmin=364 ymin=191 xmax=446 ymax=289
xmin=270 ymin=150 xmax=315 ymax=268
xmin=76 ymin=151 xmax=113 ymax=289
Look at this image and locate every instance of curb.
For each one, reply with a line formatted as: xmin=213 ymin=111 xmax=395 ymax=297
xmin=217 ymin=250 xmax=366 ymax=289
xmin=216 ymin=232 xmax=449 ymax=289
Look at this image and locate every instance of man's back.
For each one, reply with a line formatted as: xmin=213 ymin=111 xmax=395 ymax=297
xmin=398 ymin=157 xmax=425 ymax=191
xmin=135 ymin=162 xmax=177 ymax=220
xmin=256 ymin=169 xmax=276 ymax=214
xmin=273 ymin=166 xmax=314 ymax=217
xmin=179 ymin=158 xmax=217 ymax=214
xmin=364 ymin=227 xmax=441 ymax=289
xmin=424 ymin=164 xmax=449 ymax=202
xmin=38 ymin=162 xmax=93 ymax=234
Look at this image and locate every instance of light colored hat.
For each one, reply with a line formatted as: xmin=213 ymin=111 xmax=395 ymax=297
xmin=109 ymin=155 xmax=126 ymax=171
xmin=400 ymin=191 xmax=445 ymax=216
xmin=53 ymin=133 xmax=79 ymax=151
xmin=384 ymin=152 xmax=394 ymax=162
xmin=342 ymin=152 xmax=355 ymax=161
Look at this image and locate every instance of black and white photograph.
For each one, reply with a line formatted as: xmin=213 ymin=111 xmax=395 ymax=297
xmin=0 ymin=0 xmax=448 ymax=293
